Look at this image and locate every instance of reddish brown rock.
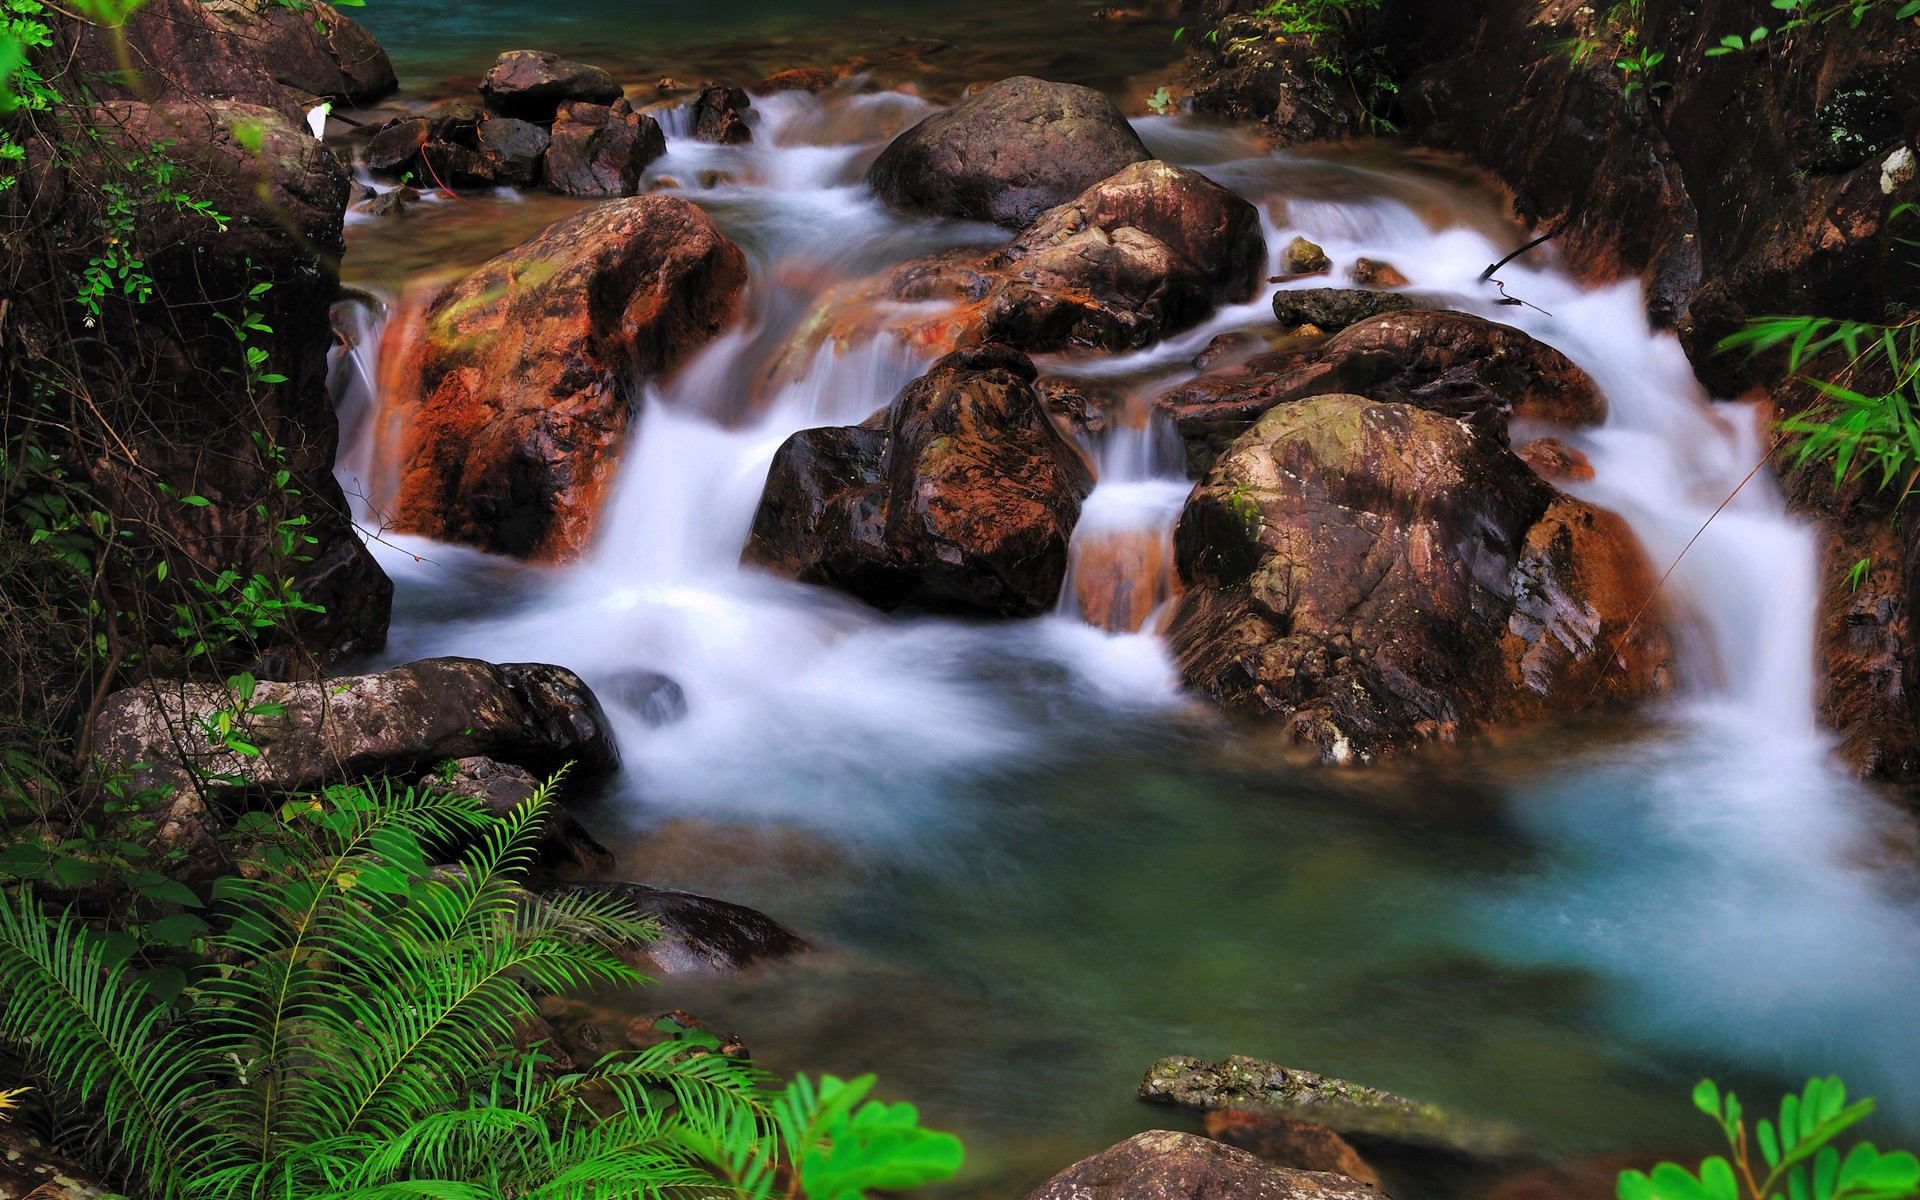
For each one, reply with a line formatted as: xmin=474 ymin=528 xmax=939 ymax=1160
xmin=756 ymin=67 xmax=837 ymax=93
xmin=1519 ymin=436 xmax=1595 ymax=483
xmin=1204 ymin=1111 xmax=1383 ymax=1187
xmin=1350 ymin=258 xmax=1410 ymax=288
xmin=1023 ymin=1131 xmax=1384 ymax=1200
xmin=1168 ymin=394 xmax=1671 ymax=761
xmin=1157 ymin=309 xmax=1605 ymax=473
xmin=1072 ymin=528 xmax=1177 ymax=633
xmin=867 ymin=75 xmax=1152 ymax=227
xmin=744 ymin=345 xmax=1095 ymax=617
xmin=480 ymin=49 xmax=623 ymax=120
xmin=389 ymin=197 xmax=746 ymax=559
xmin=247 ymin=0 xmax=395 ymax=103
xmin=545 ymin=100 xmax=667 ymax=196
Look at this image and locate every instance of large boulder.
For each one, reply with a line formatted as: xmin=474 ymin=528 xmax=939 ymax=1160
xmin=388 ymin=197 xmax=746 ymax=559
xmin=835 ymin=161 xmax=1266 ymax=356
xmin=1166 ymin=394 xmax=1671 ymax=762
xmin=867 ymin=75 xmax=1151 ymax=227
xmin=556 ymin=882 xmax=810 ymax=975
xmin=1141 ymin=1055 xmax=1528 ymax=1161
xmin=1157 ymin=309 xmax=1604 ymax=475
xmin=209 ymin=0 xmax=396 ymax=104
xmin=743 ymin=345 xmax=1094 ymax=617
xmin=545 ymin=100 xmax=667 ymax=196
xmin=93 ymin=657 xmax=620 ymax=856
xmin=480 ymin=49 xmax=623 ymax=121
xmin=1023 ymin=1131 xmax=1385 ymax=1200
xmin=51 ymin=0 xmax=305 ymax=121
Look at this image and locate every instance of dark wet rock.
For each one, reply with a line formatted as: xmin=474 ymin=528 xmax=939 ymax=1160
xmin=479 ymin=116 xmax=550 ymax=186
xmin=1204 ymin=1111 xmax=1383 ymax=1188
xmin=438 ymin=756 xmax=614 ymax=880
xmin=363 ymin=116 xmax=431 ymax=174
xmin=602 ymin=671 xmax=689 ymax=727
xmin=556 ymin=881 xmax=809 ymax=974
xmin=389 ymin=196 xmax=746 ymax=559
xmin=1273 ymin=288 xmax=1414 ymax=332
xmin=243 ymin=0 xmax=395 ymax=104
xmin=1143 ymin=1055 xmax=1529 ymax=1160
xmin=545 ymin=101 xmax=668 ymax=196
xmin=1037 ymin=375 xmax=1119 ymax=436
xmin=862 ymin=161 xmax=1265 ymax=355
xmin=52 ymin=0 xmax=304 ymax=121
xmin=1183 ymin=11 xmax=1369 ymax=145
xmin=92 ymin=658 xmax=620 ymax=858
xmin=1166 ymin=394 xmax=1671 ymax=761
xmin=1281 ymin=235 xmax=1331 ymax=275
xmin=480 ymin=49 xmax=623 ymax=120
xmin=744 ymin=345 xmax=1094 ymax=617
xmin=867 ymin=75 xmax=1152 ymax=227
xmin=354 ymin=185 xmax=420 ymax=217
xmin=421 ymin=139 xmax=497 ymax=188
xmin=0 ymin=1126 xmax=118 ymax=1200
xmin=693 ymin=84 xmax=753 ymax=144
xmin=1024 ymin=1130 xmax=1387 ymax=1200
xmin=1158 ymin=309 xmax=1603 ymax=474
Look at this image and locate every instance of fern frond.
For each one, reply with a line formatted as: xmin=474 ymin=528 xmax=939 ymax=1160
xmin=0 ymin=888 xmax=214 ymax=1199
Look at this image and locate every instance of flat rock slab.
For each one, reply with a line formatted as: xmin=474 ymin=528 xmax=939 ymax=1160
xmin=1141 ymin=1056 xmax=1529 ymax=1160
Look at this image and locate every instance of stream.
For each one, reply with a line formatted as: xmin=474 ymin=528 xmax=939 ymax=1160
xmin=327 ymin=31 xmax=1920 ymax=1197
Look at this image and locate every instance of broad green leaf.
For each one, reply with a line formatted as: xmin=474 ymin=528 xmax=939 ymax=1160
xmin=1696 ymin=1080 xmax=1723 ymax=1118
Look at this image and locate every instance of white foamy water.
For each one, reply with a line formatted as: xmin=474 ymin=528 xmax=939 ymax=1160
xmin=336 ymin=92 xmax=1920 ymax=1127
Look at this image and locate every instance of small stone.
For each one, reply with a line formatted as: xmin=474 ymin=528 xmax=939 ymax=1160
xmin=354 ymin=185 xmax=420 ymax=216
xmin=1350 ymin=257 xmax=1410 ymax=287
xmin=1280 ymin=235 xmax=1330 ymax=275
xmin=1519 ymin=436 xmax=1596 ymax=483
xmin=1882 ymin=144 xmax=1916 ymax=195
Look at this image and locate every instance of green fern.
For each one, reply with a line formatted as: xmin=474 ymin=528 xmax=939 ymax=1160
xmin=0 ymin=773 xmax=963 ymax=1200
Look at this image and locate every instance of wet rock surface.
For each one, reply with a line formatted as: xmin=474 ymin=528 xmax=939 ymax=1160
xmin=867 ymin=75 xmax=1152 ymax=226
xmin=92 ymin=658 xmax=620 ymax=858
xmin=389 ymin=196 xmax=745 ymax=559
xmin=1166 ymin=394 xmax=1670 ymax=761
xmin=1204 ymin=1111 xmax=1384 ymax=1187
xmin=480 ymin=49 xmax=623 ymax=120
xmin=1142 ymin=1055 xmax=1528 ymax=1160
xmin=545 ymin=100 xmax=668 ymax=196
xmin=744 ymin=345 xmax=1094 ymax=617
xmin=693 ymin=84 xmax=754 ymax=143
xmin=1272 ymin=288 xmax=1416 ymax=333
xmin=1024 ymin=1130 xmax=1388 ymax=1200
xmin=1158 ymin=309 xmax=1602 ymax=474
xmin=556 ymin=881 xmax=810 ymax=974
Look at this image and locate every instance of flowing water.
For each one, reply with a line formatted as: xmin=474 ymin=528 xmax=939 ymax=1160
xmin=328 ymin=53 xmax=1920 ymax=1198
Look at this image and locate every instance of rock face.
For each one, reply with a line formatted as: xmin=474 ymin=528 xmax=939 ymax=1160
xmin=744 ymin=345 xmax=1094 ymax=617
xmin=389 ymin=197 xmax=746 ymax=559
xmin=244 ymin=0 xmax=396 ymax=104
xmin=867 ymin=75 xmax=1152 ymax=227
xmin=1141 ymin=1055 xmax=1528 ymax=1160
xmin=1158 ymin=309 xmax=1601 ymax=475
xmin=92 ymin=658 xmax=620 ymax=857
xmin=1182 ymin=9 xmax=1370 ymax=145
xmin=1166 ymin=394 xmax=1670 ymax=761
xmin=556 ymin=881 xmax=809 ymax=974
xmin=1023 ymin=1131 xmax=1386 ymax=1200
xmin=545 ymin=101 xmax=667 ymax=196
xmin=852 ymin=160 xmax=1266 ymax=355
xmin=480 ymin=49 xmax=623 ymax=120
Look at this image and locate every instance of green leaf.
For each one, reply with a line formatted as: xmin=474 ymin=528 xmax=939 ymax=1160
xmin=1702 ymin=1158 xmax=1740 ymax=1200
xmin=177 ymin=493 xmax=211 ymax=507
xmin=142 ymin=914 xmax=209 ymax=947
xmin=1761 ymin=1119 xmax=1782 ymax=1169
xmin=1696 ymin=1080 xmax=1723 ymax=1118
xmin=1649 ymin=1162 xmax=1713 ymax=1200
xmin=129 ymin=871 xmax=200 ymax=907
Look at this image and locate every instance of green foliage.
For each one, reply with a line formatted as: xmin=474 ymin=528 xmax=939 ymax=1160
xmin=1241 ymin=0 xmax=1400 ymax=133
xmin=0 ymin=776 xmax=964 ymax=1200
xmin=1706 ymin=0 xmax=1920 ymax=56
xmin=1618 ymin=1078 xmax=1920 ymax=1200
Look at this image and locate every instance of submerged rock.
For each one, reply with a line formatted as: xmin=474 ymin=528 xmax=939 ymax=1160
xmin=867 ymin=75 xmax=1151 ymax=227
xmin=1024 ymin=1130 xmax=1386 ymax=1200
xmin=480 ymin=49 xmax=623 ymax=120
xmin=556 ymin=881 xmax=809 ymax=974
xmin=389 ymin=196 xmax=745 ymax=558
xmin=744 ymin=345 xmax=1094 ymax=617
xmin=1166 ymin=395 xmax=1671 ymax=761
xmin=1142 ymin=1055 xmax=1528 ymax=1160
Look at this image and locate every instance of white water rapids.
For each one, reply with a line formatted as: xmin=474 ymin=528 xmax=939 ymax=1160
xmin=330 ymin=87 xmax=1920 ymax=1149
